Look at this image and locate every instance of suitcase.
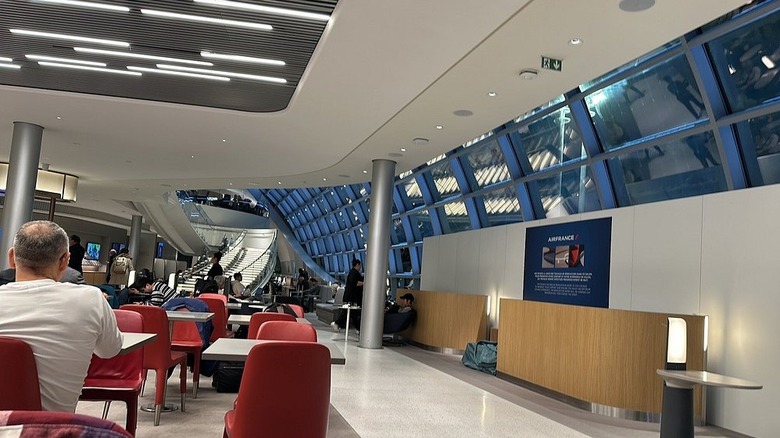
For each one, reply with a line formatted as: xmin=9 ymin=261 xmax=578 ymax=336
xmin=212 ymin=361 xmax=244 ymax=393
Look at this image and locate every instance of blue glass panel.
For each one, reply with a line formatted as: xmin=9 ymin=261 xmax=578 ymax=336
xmin=581 ymin=41 xmax=680 ymax=92
xmin=707 ymin=10 xmax=780 ymax=112
xmin=736 ymin=110 xmax=780 ymax=184
xmin=440 ymin=201 xmax=470 ymax=233
xmin=611 ymin=131 xmax=727 ymax=205
xmin=316 ymin=239 xmax=325 ymax=255
xmin=400 ymin=178 xmax=425 ymax=210
xmin=586 ymin=54 xmax=706 ymax=150
xmin=427 ymin=160 xmax=461 ymax=201
xmin=479 ymin=185 xmax=523 ymax=227
xmin=324 ymin=190 xmax=341 ymax=209
xmin=325 ymin=214 xmax=339 ymax=233
xmin=464 ymin=139 xmax=511 ymax=188
xmin=410 ymin=210 xmax=434 ymax=239
xmin=303 ymin=224 xmax=314 ymax=240
xmin=316 ymin=196 xmax=330 ymax=214
xmin=392 ymin=217 xmax=407 ymax=244
xmin=334 ymin=209 xmax=350 ymax=228
xmin=334 ymin=233 xmax=346 ymax=251
xmin=536 ymin=165 xmax=601 ymax=216
xmin=514 ymin=106 xmax=586 ymax=172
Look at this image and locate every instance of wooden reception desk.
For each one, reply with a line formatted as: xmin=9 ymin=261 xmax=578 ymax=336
xmin=398 ymin=289 xmax=487 ymax=352
xmin=497 ymin=299 xmax=706 ymax=417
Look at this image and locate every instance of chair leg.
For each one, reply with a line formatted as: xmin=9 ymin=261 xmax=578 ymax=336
xmin=126 ymin=397 xmax=138 ymax=437
xmin=179 ymin=361 xmax=187 ymax=412
xmin=140 ymin=369 xmax=148 ymax=397
xmin=153 ymin=368 xmax=166 ymax=426
xmin=101 ymin=401 xmax=111 ymax=419
xmin=154 ymin=404 xmax=162 ymax=427
xmin=192 ymin=352 xmax=201 ymax=398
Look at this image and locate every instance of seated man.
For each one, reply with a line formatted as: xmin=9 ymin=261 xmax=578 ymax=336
xmin=131 ymin=277 xmax=178 ymax=307
xmin=386 ymin=292 xmax=415 ymax=314
xmin=0 ymin=220 xmax=123 ymax=412
xmin=230 ymin=272 xmax=247 ymax=298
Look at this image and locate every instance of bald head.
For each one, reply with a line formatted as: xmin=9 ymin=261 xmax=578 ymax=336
xmin=12 ymin=220 xmax=69 ymax=275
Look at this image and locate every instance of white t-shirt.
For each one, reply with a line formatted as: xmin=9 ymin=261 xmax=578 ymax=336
xmin=0 ymin=279 xmax=123 ymax=412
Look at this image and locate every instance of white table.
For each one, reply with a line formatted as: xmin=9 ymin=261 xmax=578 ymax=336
xmin=118 ymin=333 xmax=156 ymax=355
xmin=227 ymin=314 xmax=310 ymax=326
xmin=166 ymin=311 xmax=214 ymax=323
xmin=657 ymin=369 xmax=762 ymax=438
xmin=202 ymin=338 xmax=345 ymax=365
xmin=333 ymin=305 xmax=360 ymax=342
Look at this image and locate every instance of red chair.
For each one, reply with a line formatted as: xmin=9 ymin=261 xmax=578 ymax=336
xmin=247 ymin=313 xmax=296 ymax=339
xmin=120 ymin=305 xmax=187 ymax=426
xmin=223 ymin=342 xmax=331 ymax=438
xmin=287 ymin=304 xmax=305 ymax=318
xmin=199 ymin=294 xmax=230 ymax=341
xmin=256 ymin=321 xmax=317 ymax=342
xmin=0 ymin=336 xmax=42 ymax=410
xmin=170 ymin=309 xmax=204 ymax=398
xmin=0 ymin=410 xmax=132 ymax=438
xmin=79 ymin=310 xmax=144 ymax=436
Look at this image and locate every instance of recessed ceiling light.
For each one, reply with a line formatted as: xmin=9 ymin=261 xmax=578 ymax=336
xmin=519 ymin=69 xmax=538 ymax=80
xmin=222 ymin=139 xmax=226 ymax=142
xmin=38 ymin=61 xmax=140 ymax=76
xmin=568 ymin=38 xmax=582 ymax=46
xmin=127 ymin=66 xmax=229 ymax=81
xmin=200 ymin=51 xmax=285 ymax=66
xmin=761 ymin=55 xmax=775 ymax=69
xmin=75 ymin=47 xmax=213 ymax=66
xmin=400 ymin=148 xmax=407 ymax=152
xmin=322 ymin=178 xmax=327 ymax=181
xmin=26 ymin=54 xmax=106 ymax=66
xmin=435 ymin=125 xmax=443 ymax=130
xmin=277 ymin=181 xmax=282 ymax=185
xmin=194 ymin=0 xmax=330 ymax=22
xmin=156 ymin=64 xmax=286 ymax=84
xmin=362 ymin=170 xmax=368 ymax=174
xmin=32 ymin=0 xmax=130 ymax=12
xmin=618 ymin=0 xmax=655 ymax=12
xmin=140 ymin=9 xmax=272 ymax=31
xmin=487 ymin=91 xmax=497 ymax=97
xmin=229 ymin=182 xmax=233 ymax=186
xmin=338 ymin=174 xmax=349 ymax=178
xmin=0 ymin=57 xmax=12 ymax=62
xmin=0 ymin=63 xmax=21 ymax=70
xmin=10 ymin=29 xmax=129 ymax=47
xmin=56 ymin=116 xmax=61 ymax=120
xmin=412 ymin=138 xmax=429 ymax=145
xmin=453 ymin=109 xmax=473 ymax=117
xmin=191 ymin=155 xmax=195 ymax=159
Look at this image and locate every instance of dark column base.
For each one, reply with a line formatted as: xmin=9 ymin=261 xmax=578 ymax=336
xmin=660 ymin=384 xmax=694 ymax=438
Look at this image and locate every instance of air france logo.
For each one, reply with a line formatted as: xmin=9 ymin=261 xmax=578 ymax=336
xmin=547 ymin=234 xmax=578 ymax=243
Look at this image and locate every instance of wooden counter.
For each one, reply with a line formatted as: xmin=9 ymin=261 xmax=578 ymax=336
xmin=398 ymin=289 xmax=487 ymax=351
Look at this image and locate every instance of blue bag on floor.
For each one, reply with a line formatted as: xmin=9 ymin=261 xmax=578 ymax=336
xmin=461 ymin=341 xmax=498 ymax=375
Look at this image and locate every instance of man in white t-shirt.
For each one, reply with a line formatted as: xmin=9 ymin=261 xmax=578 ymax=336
xmin=0 ymin=220 xmax=123 ymax=412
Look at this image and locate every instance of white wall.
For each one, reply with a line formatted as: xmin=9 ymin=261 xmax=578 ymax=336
xmin=420 ymin=184 xmax=780 ymax=437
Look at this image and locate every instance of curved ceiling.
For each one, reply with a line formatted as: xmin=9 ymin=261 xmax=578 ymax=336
xmin=0 ymin=0 xmax=746 ymax=226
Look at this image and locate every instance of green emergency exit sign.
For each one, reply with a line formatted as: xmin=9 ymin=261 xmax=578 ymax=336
xmin=541 ymin=56 xmax=562 ymax=72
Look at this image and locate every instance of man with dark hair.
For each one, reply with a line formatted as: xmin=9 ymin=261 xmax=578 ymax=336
xmin=387 ymin=292 xmax=415 ymax=314
xmin=131 ymin=277 xmax=178 ymax=307
xmin=343 ymin=259 xmax=364 ymax=305
xmin=206 ymin=251 xmax=223 ymax=279
xmin=68 ymin=234 xmax=85 ymax=273
xmin=0 ymin=220 xmax=122 ymax=412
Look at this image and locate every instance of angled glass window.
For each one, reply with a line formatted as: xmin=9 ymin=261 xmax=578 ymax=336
xmin=610 ymin=131 xmax=726 ymax=205
xmin=399 ymin=178 xmax=425 ymax=210
xmin=316 ymin=196 xmax=331 ymax=214
xmin=536 ymin=165 xmax=601 ymax=217
xmin=410 ymin=210 xmax=434 ymax=240
xmin=479 ymin=185 xmax=523 ymax=228
xmin=333 ymin=186 xmax=353 ymax=204
xmin=736 ymin=109 xmax=780 ymax=185
xmin=391 ymin=217 xmax=407 ymax=245
xmin=428 ymin=160 xmax=461 ymax=201
xmin=334 ymin=233 xmax=346 ymax=251
xmin=514 ymin=95 xmax=565 ymax=123
xmin=334 ymin=209 xmax=350 ymax=229
xmin=586 ymin=54 xmax=706 ymax=150
xmin=294 ymin=190 xmax=308 ymax=203
xmin=581 ymin=41 xmax=680 ymax=92
xmin=707 ymin=9 xmax=780 ymax=113
xmin=323 ymin=190 xmax=341 ymax=209
xmin=396 ymin=247 xmax=412 ymax=273
xmin=440 ymin=201 xmax=470 ymax=233
xmin=303 ymin=224 xmax=314 ymax=241
xmin=325 ymin=236 xmax=335 ymax=253
xmin=514 ymin=106 xmax=586 ymax=172
xmin=464 ymin=139 xmax=511 ymax=189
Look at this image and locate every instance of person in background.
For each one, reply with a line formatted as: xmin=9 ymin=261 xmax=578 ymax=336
xmin=230 ymin=272 xmax=247 ymax=298
xmin=296 ymin=267 xmax=309 ymax=291
xmin=68 ymin=234 xmax=85 ymax=273
xmin=131 ymin=276 xmax=178 ymax=307
xmin=206 ymin=252 xmax=223 ymax=279
xmin=105 ymin=248 xmax=117 ymax=284
xmin=109 ymin=247 xmax=134 ymax=288
xmin=386 ymin=292 xmax=415 ymax=314
xmin=343 ymin=259 xmax=364 ymax=305
xmin=0 ymin=220 xmax=122 ymax=412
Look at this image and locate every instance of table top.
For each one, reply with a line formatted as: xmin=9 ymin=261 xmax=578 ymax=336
xmin=657 ymin=370 xmax=763 ymax=390
xmin=166 ymin=311 xmax=214 ymax=323
xmin=119 ymin=332 xmax=157 ymax=355
xmin=227 ymin=314 xmax=311 ymax=326
xmin=202 ymin=338 xmax=345 ymax=365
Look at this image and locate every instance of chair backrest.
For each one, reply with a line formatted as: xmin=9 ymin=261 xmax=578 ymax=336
xmin=233 ymin=342 xmax=330 ymax=438
xmin=0 ymin=336 xmax=42 ymax=410
xmin=286 ymin=304 xmax=305 ymax=318
xmin=198 ymin=295 xmax=227 ymax=341
xmin=85 ymin=310 xmax=144 ymax=383
xmin=256 ymin=321 xmax=317 ymax=342
xmin=0 ymin=410 xmax=132 ymax=438
xmin=170 ymin=309 xmax=204 ymax=345
xmin=119 ymin=305 xmax=173 ymax=370
xmin=247 ymin=313 xmax=296 ymax=339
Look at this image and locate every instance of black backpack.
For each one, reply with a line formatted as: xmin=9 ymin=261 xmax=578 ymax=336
xmin=194 ymin=278 xmax=218 ymax=296
xmin=264 ymin=303 xmax=297 ymax=317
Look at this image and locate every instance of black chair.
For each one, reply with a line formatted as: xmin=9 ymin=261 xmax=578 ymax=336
xmin=382 ymin=310 xmax=416 ymax=346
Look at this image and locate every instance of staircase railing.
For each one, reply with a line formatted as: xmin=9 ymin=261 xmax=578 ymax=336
xmin=246 ymin=232 xmax=278 ymax=295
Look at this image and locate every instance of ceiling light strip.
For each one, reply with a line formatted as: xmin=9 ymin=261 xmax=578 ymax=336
xmin=26 ymin=54 xmax=106 ymax=67
xmin=10 ymin=29 xmax=129 ymax=47
xmin=127 ymin=66 xmax=230 ymax=81
xmin=140 ymin=9 xmax=272 ymax=31
xmin=200 ymin=51 xmax=284 ymax=66
xmin=38 ymin=61 xmax=141 ymax=76
xmin=32 ymin=0 xmax=130 ymax=12
xmin=156 ymin=64 xmax=286 ymax=84
xmin=193 ymin=0 xmax=330 ymax=22
xmin=74 ymin=47 xmax=213 ymax=66
xmin=0 ymin=57 xmax=13 ymax=62
xmin=0 ymin=63 xmax=21 ymax=70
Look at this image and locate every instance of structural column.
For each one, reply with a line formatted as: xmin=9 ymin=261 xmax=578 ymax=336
xmin=0 ymin=122 xmax=44 ymax=269
xmin=359 ymin=159 xmax=396 ymax=349
xmin=128 ymin=214 xmax=142 ymax=263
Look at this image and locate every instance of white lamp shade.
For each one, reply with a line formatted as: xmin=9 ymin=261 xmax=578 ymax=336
xmin=667 ymin=317 xmax=688 ymax=364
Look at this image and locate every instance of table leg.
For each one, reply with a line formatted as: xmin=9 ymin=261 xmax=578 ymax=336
xmin=660 ymin=384 xmax=694 ymax=438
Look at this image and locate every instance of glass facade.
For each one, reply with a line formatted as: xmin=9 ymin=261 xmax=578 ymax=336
xmin=254 ymin=1 xmax=780 ymax=286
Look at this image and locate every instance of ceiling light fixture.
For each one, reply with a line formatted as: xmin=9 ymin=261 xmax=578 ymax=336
xmin=140 ymin=9 xmax=272 ymax=31
xmin=400 ymin=148 xmax=407 ymax=152
xmin=127 ymin=66 xmax=230 ymax=81
xmin=38 ymin=61 xmax=140 ymax=76
xmin=435 ymin=125 xmax=443 ymax=130
xmin=156 ymin=64 xmax=286 ymax=84
xmin=761 ymin=55 xmax=775 ymax=69
xmin=413 ymin=138 xmax=429 ymax=145
xmin=75 ymin=47 xmax=213 ymax=66
xmin=569 ymin=38 xmax=583 ymax=45
xmin=277 ymin=181 xmax=282 ymax=185
xmin=222 ymin=139 xmax=226 ymax=142
xmin=200 ymin=51 xmax=285 ymax=66
xmin=0 ymin=63 xmax=21 ymax=70
xmin=194 ymin=0 xmax=330 ymax=22
xmin=487 ymin=91 xmax=497 ymax=97
xmin=453 ymin=109 xmax=473 ymax=117
xmin=56 ymin=116 xmax=62 ymax=120
xmin=0 ymin=57 xmax=12 ymax=62
xmin=618 ymin=0 xmax=655 ymax=12
xmin=32 ymin=0 xmax=130 ymax=12
xmin=26 ymin=54 xmax=106 ymax=66
xmin=362 ymin=170 xmax=368 ymax=174
xmin=322 ymin=178 xmax=327 ymax=181
xmin=10 ymin=29 xmax=129 ymax=47
xmin=519 ymin=68 xmax=538 ymax=79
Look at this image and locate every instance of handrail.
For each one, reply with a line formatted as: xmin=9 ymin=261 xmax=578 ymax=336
xmin=245 ymin=231 xmax=277 ymax=295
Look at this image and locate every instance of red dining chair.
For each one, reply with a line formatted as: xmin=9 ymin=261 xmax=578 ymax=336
xmin=223 ymin=342 xmax=331 ymax=438
xmin=247 ymin=313 xmax=296 ymax=339
xmin=120 ymin=305 xmax=187 ymax=426
xmin=256 ymin=321 xmax=317 ymax=342
xmin=0 ymin=410 xmax=132 ymax=438
xmin=287 ymin=304 xmax=305 ymax=318
xmin=79 ymin=310 xmax=144 ymax=436
xmin=198 ymin=294 xmax=230 ymax=341
xmin=0 ymin=336 xmax=42 ymax=410
xmin=170 ymin=309 xmax=204 ymax=398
